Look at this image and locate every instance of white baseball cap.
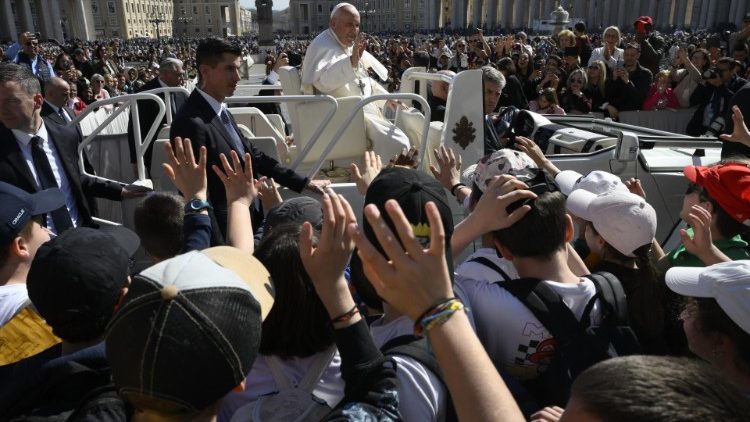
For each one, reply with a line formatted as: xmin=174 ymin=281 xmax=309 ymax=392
xmin=665 ymin=260 xmax=750 ymax=335
xmin=555 ymin=170 xmax=628 ymax=196
xmin=567 ymin=190 xmax=657 ymax=257
xmin=461 ymin=149 xmax=538 ymax=192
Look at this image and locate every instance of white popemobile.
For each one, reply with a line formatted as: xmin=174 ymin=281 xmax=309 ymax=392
xmin=70 ymin=64 xmax=722 ymax=260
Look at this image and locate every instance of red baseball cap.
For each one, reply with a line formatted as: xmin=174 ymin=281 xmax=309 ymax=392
xmin=635 ymin=16 xmax=653 ymax=26
xmin=684 ymin=163 xmax=750 ymax=226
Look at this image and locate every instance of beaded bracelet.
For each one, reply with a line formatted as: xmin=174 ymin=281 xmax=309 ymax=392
xmin=413 ymin=298 xmax=465 ymax=336
xmin=331 ymin=305 xmax=360 ymax=324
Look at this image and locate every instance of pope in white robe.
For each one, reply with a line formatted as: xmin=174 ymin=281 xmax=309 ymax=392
xmin=301 ymin=3 xmax=411 ymax=159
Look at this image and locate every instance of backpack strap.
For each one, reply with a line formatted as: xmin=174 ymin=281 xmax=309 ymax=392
xmin=298 ymin=345 xmax=337 ymax=393
xmin=499 ymin=278 xmax=582 ymax=347
xmin=468 ymin=257 xmax=513 ymax=282
xmin=266 ymin=346 xmax=336 ymax=394
xmin=382 ymin=335 xmax=458 ymax=422
xmin=584 ymin=272 xmax=631 ymax=326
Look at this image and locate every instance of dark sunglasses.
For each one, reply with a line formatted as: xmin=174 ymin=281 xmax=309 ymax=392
xmin=571 ymin=79 xmax=583 ymax=83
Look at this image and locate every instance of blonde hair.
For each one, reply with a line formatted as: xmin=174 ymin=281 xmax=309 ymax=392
xmin=602 ymin=26 xmax=621 ymax=44
xmin=587 ymin=60 xmax=607 ymax=98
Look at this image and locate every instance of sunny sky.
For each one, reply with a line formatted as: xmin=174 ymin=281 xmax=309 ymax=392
xmin=240 ymin=0 xmax=290 ymax=10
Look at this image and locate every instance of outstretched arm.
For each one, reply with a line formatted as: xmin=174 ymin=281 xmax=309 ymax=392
xmin=350 ymin=199 xmax=525 ymax=422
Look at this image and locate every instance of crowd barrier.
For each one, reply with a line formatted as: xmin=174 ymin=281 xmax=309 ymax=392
xmin=618 ymin=107 xmax=696 ymax=135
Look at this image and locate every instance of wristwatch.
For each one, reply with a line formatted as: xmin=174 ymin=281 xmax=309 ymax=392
xmin=185 ymin=198 xmax=212 ymax=214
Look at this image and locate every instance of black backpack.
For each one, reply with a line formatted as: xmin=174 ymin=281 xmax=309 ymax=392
xmin=497 ymin=272 xmax=641 ymax=407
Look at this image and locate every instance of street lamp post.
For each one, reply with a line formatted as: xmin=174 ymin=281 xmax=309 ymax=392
xmin=362 ymin=1 xmax=375 ymax=32
xmin=150 ymin=12 xmax=166 ymax=41
xmin=177 ymin=11 xmax=193 ymax=37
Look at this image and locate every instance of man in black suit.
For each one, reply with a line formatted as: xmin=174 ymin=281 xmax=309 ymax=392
xmin=0 ymin=63 xmax=138 ymax=233
xmin=40 ymin=77 xmax=76 ymax=126
xmin=170 ymin=38 xmax=327 ymax=243
xmin=127 ymin=58 xmax=186 ymax=176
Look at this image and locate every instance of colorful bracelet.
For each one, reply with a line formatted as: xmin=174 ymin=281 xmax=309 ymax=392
xmin=331 ymin=305 xmax=360 ymax=324
xmin=414 ymin=298 xmax=465 ymax=336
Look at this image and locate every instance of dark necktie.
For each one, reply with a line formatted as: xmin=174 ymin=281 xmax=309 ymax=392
xmin=220 ymin=109 xmax=246 ymax=154
xmin=58 ymin=107 xmax=68 ymax=122
xmin=30 ymin=136 xmax=73 ymax=233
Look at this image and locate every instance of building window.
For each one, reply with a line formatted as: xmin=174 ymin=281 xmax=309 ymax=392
xmin=109 ymin=17 xmax=117 ymax=25
xmin=205 ymin=5 xmax=210 ymax=14
xmin=91 ymin=1 xmax=99 ymax=14
xmin=195 ymin=27 xmax=200 ymax=33
xmin=125 ymin=3 xmax=129 ymax=12
xmin=207 ymin=17 xmax=211 ymax=24
xmin=107 ymin=1 xmax=115 ymax=14
xmin=318 ymin=4 xmax=322 ymax=12
xmin=207 ymin=27 xmax=213 ymax=33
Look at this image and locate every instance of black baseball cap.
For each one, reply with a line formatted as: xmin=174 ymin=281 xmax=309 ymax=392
xmin=350 ymin=167 xmax=454 ymax=310
xmin=0 ymin=182 xmax=64 ymax=249
xmin=263 ymin=197 xmax=323 ymax=236
xmin=27 ymin=227 xmax=137 ymax=341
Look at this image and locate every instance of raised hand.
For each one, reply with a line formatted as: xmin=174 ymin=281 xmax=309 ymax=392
xmin=624 ymin=177 xmax=646 ymax=199
xmin=389 ymin=146 xmax=420 ymax=169
xmin=162 ymin=137 xmax=207 ymax=201
xmin=719 ymin=105 xmax=750 ymax=147
xmin=258 ymin=177 xmax=283 ymax=212
xmin=679 ymin=204 xmax=729 ymax=265
xmin=212 ymin=150 xmax=260 ymax=207
xmin=429 ymin=146 xmax=462 ymax=191
xmin=349 ymin=200 xmax=453 ymax=321
xmin=351 ymin=151 xmax=383 ymax=195
xmin=299 ymin=190 xmax=359 ymax=322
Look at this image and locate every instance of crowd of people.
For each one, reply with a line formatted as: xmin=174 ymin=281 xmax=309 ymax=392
xmin=1 ymin=1 xmax=750 ymax=421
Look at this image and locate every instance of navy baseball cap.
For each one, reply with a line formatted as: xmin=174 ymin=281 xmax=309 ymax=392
xmin=0 ymin=182 xmax=64 ymax=249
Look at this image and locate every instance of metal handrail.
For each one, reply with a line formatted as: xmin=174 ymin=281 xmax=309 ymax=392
xmin=306 ymin=93 xmax=432 ymax=180
xmin=223 ymin=94 xmax=338 ymax=172
xmin=403 ymin=71 xmax=456 ymax=84
xmin=138 ymin=86 xmax=191 ymax=124
xmin=75 ymin=93 xmax=166 ymax=182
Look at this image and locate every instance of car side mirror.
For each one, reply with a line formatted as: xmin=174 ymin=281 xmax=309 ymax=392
xmin=615 ymin=130 xmax=639 ymax=162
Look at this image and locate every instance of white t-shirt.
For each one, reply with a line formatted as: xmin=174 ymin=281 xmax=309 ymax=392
xmin=217 ymin=350 xmax=345 ymax=422
xmin=0 ymin=284 xmax=29 ymax=327
xmin=370 ymin=315 xmax=447 ymax=422
xmin=455 ymin=247 xmax=519 ymax=283
xmin=457 ymin=277 xmax=601 ymax=381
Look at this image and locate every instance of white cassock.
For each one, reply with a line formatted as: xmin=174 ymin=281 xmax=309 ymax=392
xmin=301 ymin=29 xmax=411 ymax=159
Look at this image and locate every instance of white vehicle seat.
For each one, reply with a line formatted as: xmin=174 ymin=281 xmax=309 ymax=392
xmin=294 ymin=95 xmax=367 ymax=169
xmin=277 ymin=66 xmax=368 ymax=172
xmin=228 ymin=107 xmax=290 ymax=164
xmin=399 ymin=67 xmax=429 ymax=108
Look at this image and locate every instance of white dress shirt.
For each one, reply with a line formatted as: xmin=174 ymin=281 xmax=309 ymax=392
xmin=12 ymin=121 xmax=81 ymax=232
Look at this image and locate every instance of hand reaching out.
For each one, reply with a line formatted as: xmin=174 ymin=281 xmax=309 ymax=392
xmin=162 ymin=137 xmax=207 ymax=201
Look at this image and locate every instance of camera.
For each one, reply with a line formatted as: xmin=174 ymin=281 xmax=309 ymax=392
xmin=702 ymin=68 xmax=719 ymax=80
xmin=533 ymin=59 xmax=544 ymax=70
